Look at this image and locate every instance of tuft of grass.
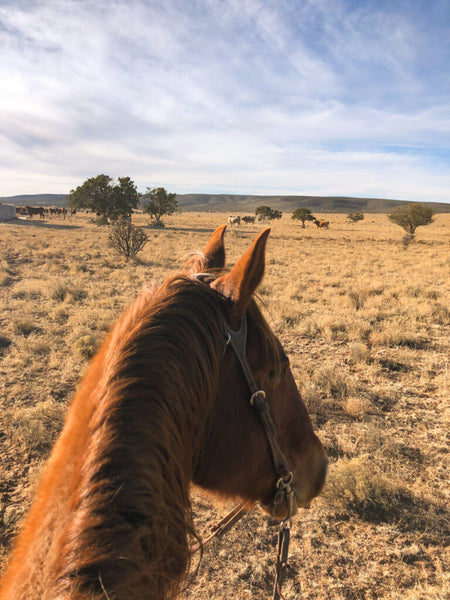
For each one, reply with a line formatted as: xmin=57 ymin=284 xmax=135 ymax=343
xmin=12 ymin=319 xmax=43 ymax=337
xmin=4 ymin=400 xmax=66 ymax=453
xmin=348 ymin=342 xmax=371 ymax=363
xmin=314 ymin=365 xmax=357 ymax=400
xmin=0 ymin=334 xmax=12 ymax=350
xmin=48 ymin=280 xmax=69 ymax=302
xmin=74 ymin=334 xmax=98 ymax=359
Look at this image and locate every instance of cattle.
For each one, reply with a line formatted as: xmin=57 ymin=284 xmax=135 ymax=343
xmin=48 ymin=207 xmax=67 ymax=219
xmin=228 ymin=215 xmax=241 ymax=226
xmin=26 ymin=206 xmax=45 ymax=219
xmin=313 ymin=219 xmax=330 ymax=229
xmin=242 ymin=216 xmax=256 ymax=224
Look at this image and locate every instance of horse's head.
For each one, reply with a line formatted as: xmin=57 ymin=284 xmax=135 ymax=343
xmin=191 ymin=225 xmax=327 ymax=519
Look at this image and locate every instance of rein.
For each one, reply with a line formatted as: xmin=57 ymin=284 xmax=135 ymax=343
xmin=225 ymin=313 xmax=293 ymax=600
xmin=191 ymin=273 xmax=294 ymax=599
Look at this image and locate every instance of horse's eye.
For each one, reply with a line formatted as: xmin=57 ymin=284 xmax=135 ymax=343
xmin=269 ymin=365 xmax=288 ymax=382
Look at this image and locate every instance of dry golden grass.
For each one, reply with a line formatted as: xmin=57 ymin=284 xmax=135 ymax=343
xmin=0 ymin=211 xmax=449 ymax=599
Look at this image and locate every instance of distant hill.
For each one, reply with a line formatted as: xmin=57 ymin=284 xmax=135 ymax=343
xmin=175 ymin=194 xmax=450 ymax=213
xmin=1 ymin=194 xmax=68 ymax=207
xmin=2 ymin=192 xmax=449 ymax=214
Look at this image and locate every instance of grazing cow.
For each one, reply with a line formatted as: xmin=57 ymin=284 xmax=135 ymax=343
xmin=228 ymin=215 xmax=241 ymax=226
xmin=26 ymin=206 xmax=45 ymax=219
xmin=313 ymin=219 xmax=330 ymax=229
xmin=242 ymin=216 xmax=256 ymax=224
xmin=69 ymin=208 xmax=76 ymax=219
xmin=15 ymin=207 xmax=27 ymax=217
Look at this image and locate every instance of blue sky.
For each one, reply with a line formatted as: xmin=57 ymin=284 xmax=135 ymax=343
xmin=1 ymin=0 xmax=449 ymax=201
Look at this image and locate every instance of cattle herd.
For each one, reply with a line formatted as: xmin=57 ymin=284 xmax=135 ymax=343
xmin=15 ymin=207 xmax=330 ymax=228
xmin=228 ymin=214 xmax=330 ymax=228
xmin=15 ymin=206 xmax=76 ymax=219
xmin=227 ymin=215 xmax=258 ymax=226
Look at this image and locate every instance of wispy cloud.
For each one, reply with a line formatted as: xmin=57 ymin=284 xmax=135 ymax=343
xmin=0 ymin=0 xmax=449 ymax=201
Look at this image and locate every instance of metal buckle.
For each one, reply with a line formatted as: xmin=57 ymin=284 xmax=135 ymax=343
xmin=249 ymin=389 xmax=266 ymax=409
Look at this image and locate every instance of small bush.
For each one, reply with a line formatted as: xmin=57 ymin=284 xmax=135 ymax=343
xmin=74 ymin=334 xmax=98 ymax=359
xmin=109 ymin=219 xmax=149 ymax=259
xmin=324 ymin=457 xmax=400 ymax=518
xmin=347 ymin=212 xmax=364 ymax=223
xmin=94 ymin=216 xmax=109 ymax=226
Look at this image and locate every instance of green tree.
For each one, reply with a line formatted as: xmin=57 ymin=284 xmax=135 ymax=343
xmin=292 ymin=208 xmax=315 ymax=228
xmin=68 ymin=175 xmax=139 ymax=221
xmin=255 ymin=205 xmax=282 ymax=221
xmin=141 ymin=187 xmax=178 ymax=227
xmin=347 ymin=212 xmax=364 ymax=223
xmin=388 ymin=203 xmax=434 ymax=235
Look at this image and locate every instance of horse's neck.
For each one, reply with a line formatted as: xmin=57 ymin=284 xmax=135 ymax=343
xmin=3 ymin=311 xmax=219 ymax=600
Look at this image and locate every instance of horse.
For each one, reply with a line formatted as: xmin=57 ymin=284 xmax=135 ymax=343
xmin=228 ymin=215 xmax=240 ymax=226
xmin=313 ymin=219 xmax=329 ymax=229
xmin=0 ymin=225 xmax=327 ymax=600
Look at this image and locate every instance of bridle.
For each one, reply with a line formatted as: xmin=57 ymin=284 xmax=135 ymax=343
xmin=225 ymin=313 xmax=295 ymax=520
xmin=192 ymin=273 xmax=295 ymax=600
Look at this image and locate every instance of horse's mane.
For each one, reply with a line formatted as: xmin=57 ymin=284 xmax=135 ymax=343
xmin=53 ymin=274 xmax=232 ymax=599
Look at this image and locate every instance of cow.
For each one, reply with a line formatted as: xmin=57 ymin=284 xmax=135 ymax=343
xmin=228 ymin=215 xmax=241 ymax=226
xmin=313 ymin=219 xmax=330 ymax=229
xmin=242 ymin=216 xmax=256 ymax=224
xmin=26 ymin=206 xmax=45 ymax=219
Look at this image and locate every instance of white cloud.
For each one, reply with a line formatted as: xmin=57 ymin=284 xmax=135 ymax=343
xmin=0 ymin=0 xmax=449 ymax=202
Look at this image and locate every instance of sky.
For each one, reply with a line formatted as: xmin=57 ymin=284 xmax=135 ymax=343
xmin=1 ymin=0 xmax=449 ymax=202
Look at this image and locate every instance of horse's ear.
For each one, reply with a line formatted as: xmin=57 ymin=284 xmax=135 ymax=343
xmin=202 ymin=224 xmax=227 ymax=270
xmin=187 ymin=224 xmax=227 ymax=273
xmin=213 ymin=228 xmax=270 ymax=322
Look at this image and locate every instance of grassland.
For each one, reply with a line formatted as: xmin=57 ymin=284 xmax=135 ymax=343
xmin=0 ymin=211 xmax=449 ymax=599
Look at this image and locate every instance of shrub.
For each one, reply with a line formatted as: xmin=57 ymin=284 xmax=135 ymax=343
xmin=324 ymin=457 xmax=401 ymax=518
xmin=109 ymin=219 xmax=149 ymax=259
xmin=347 ymin=212 xmax=364 ymax=223
xmin=255 ymin=205 xmax=282 ymax=221
xmin=74 ymin=334 xmax=98 ymax=359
